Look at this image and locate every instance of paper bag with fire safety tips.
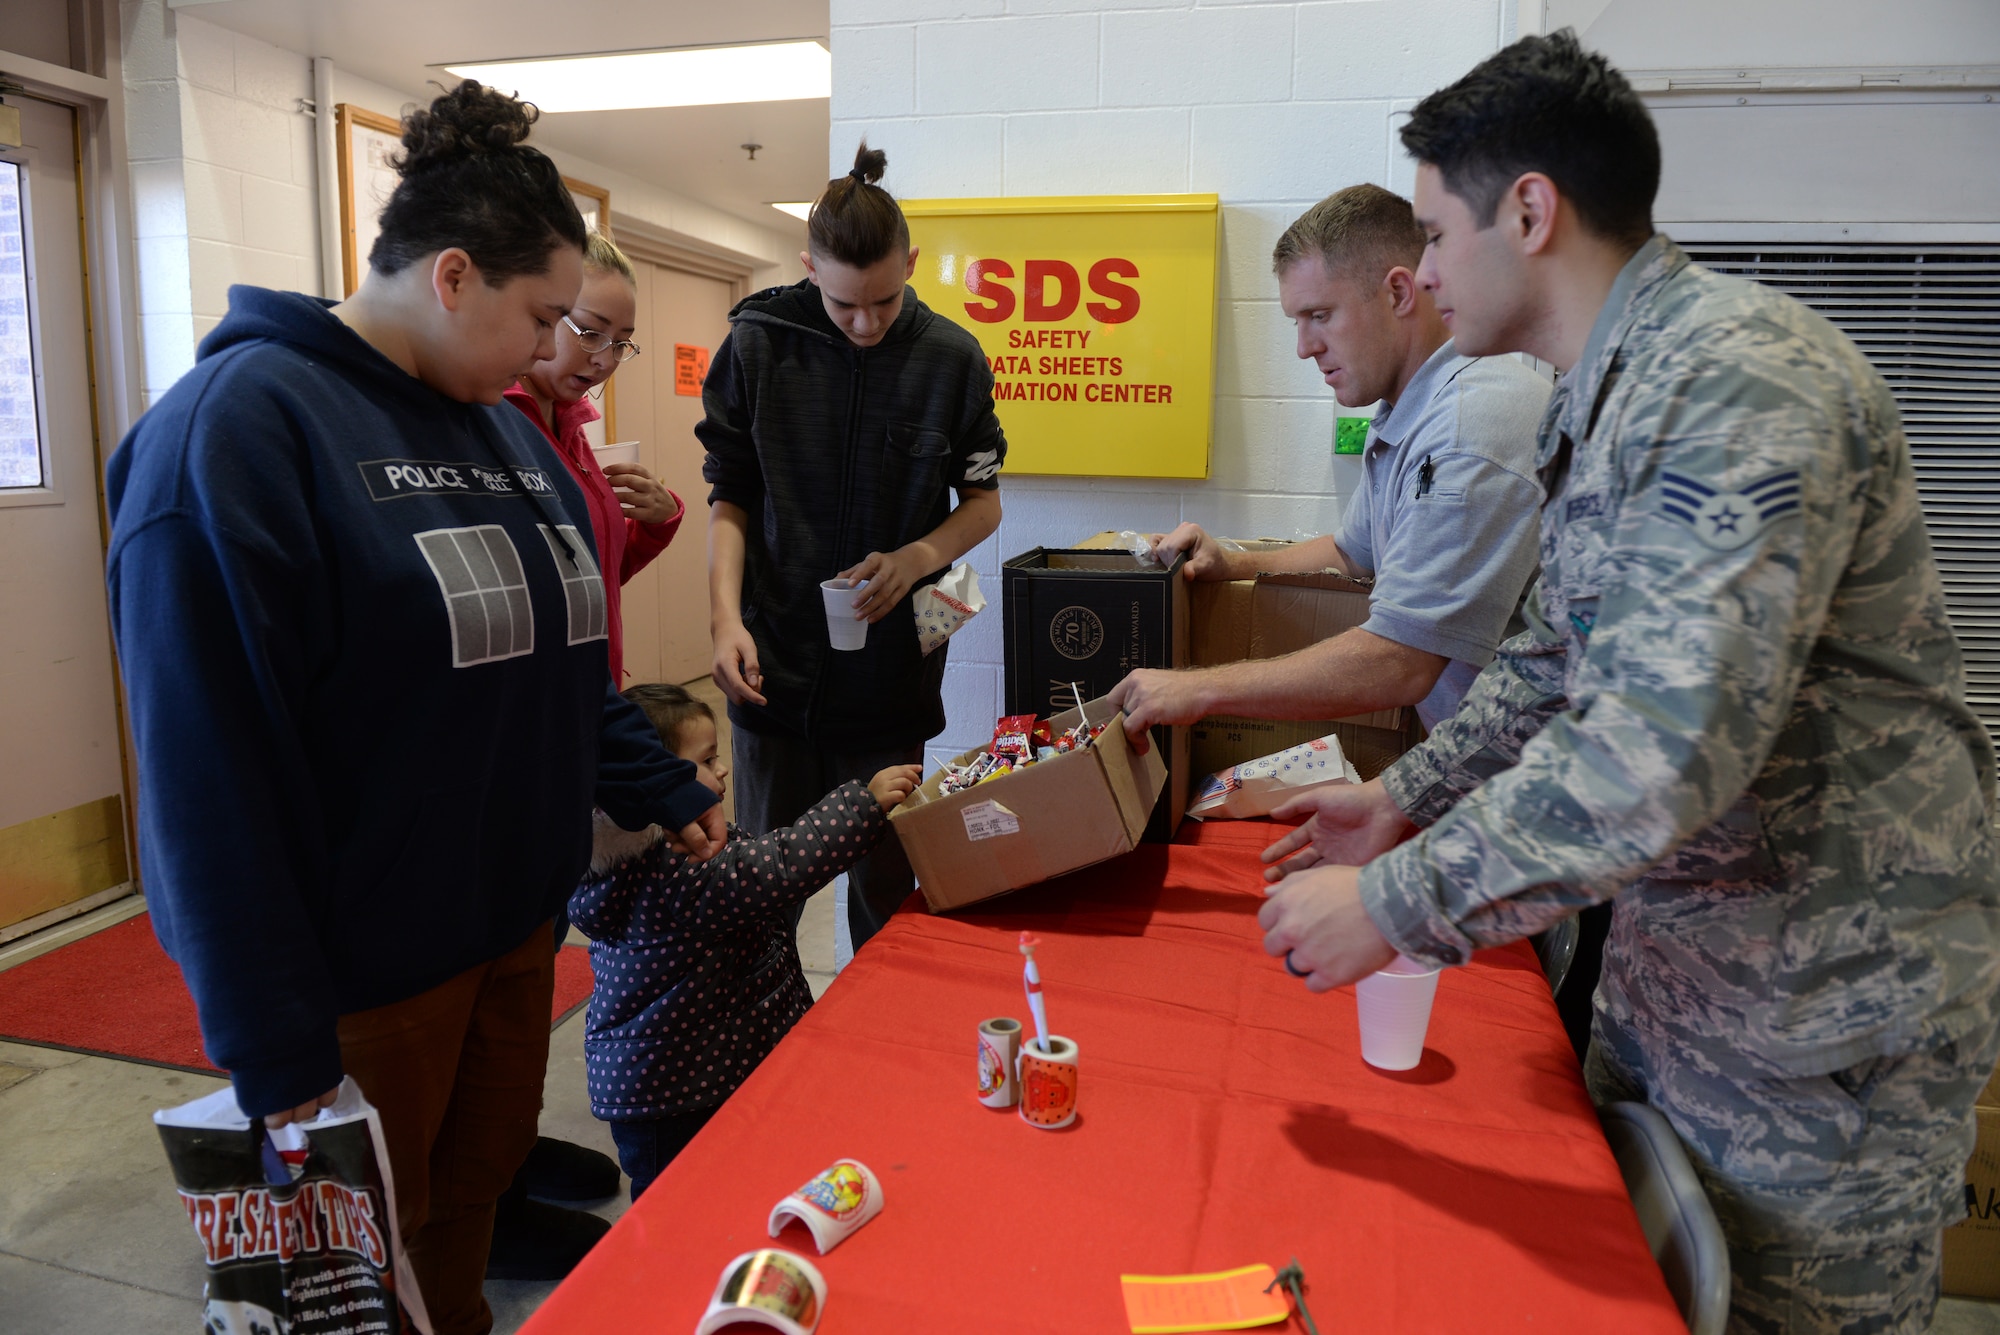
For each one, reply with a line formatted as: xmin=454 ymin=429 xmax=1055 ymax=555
xmin=916 ymin=563 xmax=985 ymax=657
xmin=155 ymin=1076 xmax=431 ymax=1335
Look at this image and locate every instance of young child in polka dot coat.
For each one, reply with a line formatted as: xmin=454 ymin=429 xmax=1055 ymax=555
xmin=570 ymin=683 xmax=922 ymax=1198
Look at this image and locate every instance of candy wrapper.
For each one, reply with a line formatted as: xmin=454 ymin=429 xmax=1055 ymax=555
xmin=916 ymin=563 xmax=985 ymax=657
xmin=1188 ymin=733 xmax=1362 ymax=820
xmin=936 ymin=696 xmax=1109 ymax=795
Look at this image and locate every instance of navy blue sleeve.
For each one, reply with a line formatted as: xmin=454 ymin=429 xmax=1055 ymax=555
xmin=106 ymin=427 xmax=342 ymax=1120
xmin=594 ymin=683 xmax=719 ymax=834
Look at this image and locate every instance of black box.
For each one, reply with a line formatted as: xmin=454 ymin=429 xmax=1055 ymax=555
xmin=1002 ymin=548 xmax=1190 ymax=840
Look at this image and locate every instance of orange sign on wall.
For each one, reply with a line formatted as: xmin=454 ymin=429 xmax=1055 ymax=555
xmin=674 ymin=344 xmax=710 ymax=397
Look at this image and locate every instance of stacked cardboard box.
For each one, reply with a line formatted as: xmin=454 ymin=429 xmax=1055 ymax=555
xmin=1073 ymin=534 xmax=1416 ymax=785
xmin=1944 ymin=1064 xmax=2000 ymax=1297
xmin=1185 ymin=547 xmax=1413 ymax=782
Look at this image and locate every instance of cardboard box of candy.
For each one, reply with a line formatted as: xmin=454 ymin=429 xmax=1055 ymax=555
xmin=890 ymin=693 xmax=1167 ymax=913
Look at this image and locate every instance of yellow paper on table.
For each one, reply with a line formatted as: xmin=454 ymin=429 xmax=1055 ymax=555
xmin=1120 ymin=1263 xmax=1291 ymax=1333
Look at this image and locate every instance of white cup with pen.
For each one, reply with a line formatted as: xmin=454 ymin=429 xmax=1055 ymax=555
xmin=1017 ymin=932 xmax=1079 ymax=1128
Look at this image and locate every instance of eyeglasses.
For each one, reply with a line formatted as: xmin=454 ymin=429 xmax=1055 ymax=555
xmin=563 ymin=315 xmax=643 ymax=363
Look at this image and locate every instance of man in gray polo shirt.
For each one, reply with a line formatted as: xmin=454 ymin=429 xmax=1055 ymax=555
xmin=1111 ymin=183 xmax=1551 ymax=737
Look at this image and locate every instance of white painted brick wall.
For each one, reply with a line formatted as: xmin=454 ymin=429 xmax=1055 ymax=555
xmin=121 ymin=0 xmax=190 ymax=404
xmin=176 ymin=18 xmax=318 ymax=342
xmin=120 ymin=6 xmax=319 ymax=400
xmin=122 ymin=16 xmax=807 ymax=403
xmin=829 ymin=0 xmax=1513 ymax=748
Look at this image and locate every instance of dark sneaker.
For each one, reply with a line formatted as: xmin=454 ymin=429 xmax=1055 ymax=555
xmin=517 ymin=1135 xmax=621 ymax=1204
xmin=485 ymin=1193 xmax=611 ymax=1282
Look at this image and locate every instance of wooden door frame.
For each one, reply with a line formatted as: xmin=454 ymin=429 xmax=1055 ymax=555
xmin=612 ymin=215 xmax=758 ymax=302
xmin=0 ymin=16 xmax=147 ymax=913
xmin=333 ymin=102 xmax=401 ymax=298
xmin=611 ymin=221 xmax=753 ymax=687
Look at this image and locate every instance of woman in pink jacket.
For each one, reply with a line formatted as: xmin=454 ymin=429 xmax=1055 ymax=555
xmin=505 ymin=229 xmax=681 ymax=685
xmin=494 ymin=229 xmax=685 ymax=1278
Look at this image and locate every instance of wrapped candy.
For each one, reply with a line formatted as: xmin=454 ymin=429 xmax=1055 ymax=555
xmin=991 ymin=714 xmax=1040 ymax=762
xmin=931 ymin=693 xmax=1110 ymax=795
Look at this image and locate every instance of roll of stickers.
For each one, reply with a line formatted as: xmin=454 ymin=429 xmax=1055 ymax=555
xmin=696 ymin=1249 xmax=826 ymax=1335
xmin=767 ymin=1159 xmax=884 ymax=1255
xmin=978 ymin=1016 xmax=1023 ymax=1108
xmin=1019 ymin=1034 xmax=1080 ymax=1129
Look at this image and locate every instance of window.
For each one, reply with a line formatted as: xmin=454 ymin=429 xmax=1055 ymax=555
xmin=0 ymin=160 xmax=41 ymax=489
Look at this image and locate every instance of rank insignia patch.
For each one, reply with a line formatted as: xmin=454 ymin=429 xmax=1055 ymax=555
xmin=1659 ymin=469 xmax=1801 ymax=550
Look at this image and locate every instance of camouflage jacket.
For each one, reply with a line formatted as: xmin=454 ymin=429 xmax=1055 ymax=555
xmin=1360 ymin=235 xmax=2000 ymax=1077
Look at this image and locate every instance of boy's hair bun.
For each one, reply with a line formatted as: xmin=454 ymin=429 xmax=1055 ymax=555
xmin=849 ymin=143 xmax=888 ymax=186
xmin=395 ymin=80 xmax=538 ymax=177
xmin=809 ymin=139 xmax=909 ymax=269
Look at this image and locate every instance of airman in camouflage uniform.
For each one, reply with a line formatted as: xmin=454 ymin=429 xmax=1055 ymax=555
xmin=1357 ymin=234 xmax=2000 ymax=1329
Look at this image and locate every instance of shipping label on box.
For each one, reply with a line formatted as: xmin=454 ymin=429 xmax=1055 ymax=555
xmin=890 ymin=698 xmax=1167 ymax=914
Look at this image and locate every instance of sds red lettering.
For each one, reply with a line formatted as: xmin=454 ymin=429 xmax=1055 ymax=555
xmin=1086 ymin=258 xmax=1141 ymax=323
xmin=963 ymin=259 xmax=1015 ymax=323
xmin=963 ymin=258 xmax=1142 ymax=324
xmin=1024 ymin=260 xmax=1079 ymax=322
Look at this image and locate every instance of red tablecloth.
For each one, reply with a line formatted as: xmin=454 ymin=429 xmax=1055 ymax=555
xmin=524 ymin=820 xmax=1682 ymax=1334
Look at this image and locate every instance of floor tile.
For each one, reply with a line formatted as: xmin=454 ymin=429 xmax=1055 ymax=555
xmin=0 ymin=1039 xmax=223 ymax=1302
xmin=0 ymin=1249 xmax=201 ymax=1330
xmin=1939 ymin=1296 xmax=2000 ymax=1333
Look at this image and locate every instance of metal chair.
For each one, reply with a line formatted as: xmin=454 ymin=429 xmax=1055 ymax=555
xmin=1531 ymin=913 xmax=1580 ymax=997
xmin=1599 ymin=1101 xmax=1731 ymax=1335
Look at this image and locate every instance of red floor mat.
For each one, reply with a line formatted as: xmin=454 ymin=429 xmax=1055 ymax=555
xmin=0 ymin=912 xmax=595 ymax=1075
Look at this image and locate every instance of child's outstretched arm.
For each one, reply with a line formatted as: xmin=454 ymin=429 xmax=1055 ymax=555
xmin=673 ymin=768 xmax=921 ymax=934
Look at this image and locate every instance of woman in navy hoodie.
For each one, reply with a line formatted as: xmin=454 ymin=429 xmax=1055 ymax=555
xmin=105 ymin=83 xmax=720 ymax=1335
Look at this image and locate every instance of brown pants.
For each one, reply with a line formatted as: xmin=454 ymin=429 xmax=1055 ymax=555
xmin=337 ymin=925 xmax=555 ymax=1335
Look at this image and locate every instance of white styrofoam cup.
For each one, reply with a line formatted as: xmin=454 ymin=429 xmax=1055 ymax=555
xmin=592 ymin=440 xmax=640 ymax=470
xmin=821 ymin=579 xmax=869 ymax=651
xmin=1355 ymin=954 xmax=1442 ymax=1070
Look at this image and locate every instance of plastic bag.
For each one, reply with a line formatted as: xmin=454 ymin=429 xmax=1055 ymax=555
xmin=916 ymin=563 xmax=986 ymax=657
xmin=1188 ymin=733 xmax=1363 ymax=820
xmin=155 ymin=1076 xmax=431 ymax=1335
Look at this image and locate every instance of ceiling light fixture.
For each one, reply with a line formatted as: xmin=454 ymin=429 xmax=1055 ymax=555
xmin=770 ymin=202 xmax=814 ymax=221
xmin=442 ymin=41 xmax=830 ymax=113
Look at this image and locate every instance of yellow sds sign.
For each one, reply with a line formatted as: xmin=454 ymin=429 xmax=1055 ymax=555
xmin=901 ymin=194 xmax=1219 ymax=480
